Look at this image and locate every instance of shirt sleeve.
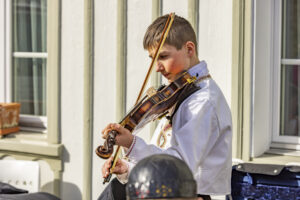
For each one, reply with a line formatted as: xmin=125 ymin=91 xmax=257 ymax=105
xmin=125 ymin=98 xmax=220 ymax=172
xmin=116 ymin=159 xmax=136 ymax=184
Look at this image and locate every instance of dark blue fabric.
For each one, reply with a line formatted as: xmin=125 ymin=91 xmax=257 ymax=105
xmin=0 ymin=192 xmax=60 ymax=200
xmin=0 ymin=182 xmax=60 ymax=200
xmin=97 ymin=178 xmax=126 ymax=200
xmin=0 ymin=182 xmax=28 ymax=194
xmin=231 ymin=165 xmax=300 ymax=200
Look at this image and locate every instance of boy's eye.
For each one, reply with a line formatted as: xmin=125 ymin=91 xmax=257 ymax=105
xmin=159 ymin=54 xmax=168 ymax=59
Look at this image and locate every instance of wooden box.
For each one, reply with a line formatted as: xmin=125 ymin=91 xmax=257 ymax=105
xmin=0 ymin=103 xmax=21 ymax=136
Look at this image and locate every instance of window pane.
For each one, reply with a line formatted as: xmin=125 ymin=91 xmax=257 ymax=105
xmin=12 ymin=58 xmax=47 ymax=116
xmin=13 ymin=0 xmax=47 ymax=52
xmin=12 ymin=0 xmax=47 ymax=118
xmin=280 ymin=65 xmax=300 ymax=136
xmin=281 ymin=0 xmax=300 ymax=59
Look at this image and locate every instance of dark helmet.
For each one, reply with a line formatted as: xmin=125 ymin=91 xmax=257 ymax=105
xmin=126 ymin=154 xmax=197 ymax=199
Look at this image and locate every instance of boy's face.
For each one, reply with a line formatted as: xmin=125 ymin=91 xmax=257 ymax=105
xmin=148 ymin=43 xmax=192 ymax=82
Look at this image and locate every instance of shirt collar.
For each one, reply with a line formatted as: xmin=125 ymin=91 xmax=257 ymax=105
xmin=187 ymin=61 xmax=209 ymax=79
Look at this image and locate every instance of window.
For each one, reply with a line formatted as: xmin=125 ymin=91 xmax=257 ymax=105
xmin=271 ymin=0 xmax=300 ymax=146
xmin=0 ymin=0 xmax=60 ymax=156
xmin=280 ymin=0 xmax=300 ymax=137
xmin=233 ymin=0 xmax=300 ymax=158
xmin=11 ymin=0 xmax=47 ymax=132
xmin=251 ymin=0 xmax=300 ymax=157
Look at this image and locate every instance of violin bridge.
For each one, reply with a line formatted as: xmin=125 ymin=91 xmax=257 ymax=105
xmin=146 ymin=86 xmax=156 ymax=97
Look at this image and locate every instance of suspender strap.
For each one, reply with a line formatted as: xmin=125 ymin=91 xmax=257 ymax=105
xmin=167 ymin=83 xmax=201 ymax=124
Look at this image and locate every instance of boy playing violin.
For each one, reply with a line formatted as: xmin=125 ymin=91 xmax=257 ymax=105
xmin=101 ymin=14 xmax=232 ymax=200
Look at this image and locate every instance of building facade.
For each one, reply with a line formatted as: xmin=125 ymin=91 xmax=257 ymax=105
xmin=0 ymin=0 xmax=299 ymax=199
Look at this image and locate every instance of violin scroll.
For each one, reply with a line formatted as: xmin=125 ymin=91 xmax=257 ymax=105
xmin=95 ymin=130 xmax=118 ymax=159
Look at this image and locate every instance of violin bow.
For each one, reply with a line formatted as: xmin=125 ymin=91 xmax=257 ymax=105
xmin=136 ymin=12 xmax=175 ymax=104
xmin=104 ymin=12 xmax=175 ymax=184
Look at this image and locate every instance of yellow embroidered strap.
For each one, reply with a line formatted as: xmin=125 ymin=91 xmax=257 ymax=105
xmin=186 ymin=76 xmax=197 ymax=83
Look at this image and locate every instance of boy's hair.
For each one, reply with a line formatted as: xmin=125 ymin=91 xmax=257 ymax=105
xmin=143 ymin=14 xmax=198 ymax=54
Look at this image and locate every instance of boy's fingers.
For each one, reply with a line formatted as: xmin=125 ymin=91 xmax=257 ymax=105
xmin=102 ymin=166 xmax=108 ymax=178
xmin=101 ymin=123 xmax=114 ymax=134
xmin=102 ymin=157 xmax=114 ymax=177
xmin=101 ymin=123 xmax=120 ymax=139
xmin=102 ymin=130 xmax=111 ymax=139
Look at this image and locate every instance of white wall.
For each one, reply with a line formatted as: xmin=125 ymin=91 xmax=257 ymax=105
xmin=198 ymin=0 xmax=232 ymax=105
xmin=60 ymin=0 xmax=84 ymax=199
xmin=93 ymin=0 xmax=118 ymax=199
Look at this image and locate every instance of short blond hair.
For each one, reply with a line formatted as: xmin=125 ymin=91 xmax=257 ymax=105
xmin=143 ymin=14 xmax=198 ymax=54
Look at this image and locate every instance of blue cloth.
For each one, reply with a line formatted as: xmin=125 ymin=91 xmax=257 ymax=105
xmin=231 ymin=164 xmax=300 ymax=200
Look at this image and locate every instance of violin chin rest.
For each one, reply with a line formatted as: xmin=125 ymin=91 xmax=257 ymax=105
xmin=157 ymin=84 xmax=166 ymax=91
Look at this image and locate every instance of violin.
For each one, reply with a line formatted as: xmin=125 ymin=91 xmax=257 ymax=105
xmin=95 ymin=72 xmax=195 ymax=158
xmin=95 ymin=13 xmax=196 ymax=184
xmin=95 ymin=71 xmax=196 ymax=182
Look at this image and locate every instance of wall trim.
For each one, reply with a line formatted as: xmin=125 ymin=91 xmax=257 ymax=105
xmin=83 ymin=0 xmax=94 ymax=199
xmin=116 ymin=0 xmax=127 ymax=121
xmin=47 ymin=0 xmax=61 ymax=144
xmin=231 ymin=0 xmax=253 ymax=161
xmin=188 ymin=0 xmax=199 ymax=39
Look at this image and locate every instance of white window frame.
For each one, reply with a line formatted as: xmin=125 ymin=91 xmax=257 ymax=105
xmin=252 ymin=0 xmax=300 ymax=157
xmin=271 ymin=0 xmax=300 ymax=148
xmin=0 ymin=0 xmax=60 ymax=155
xmin=6 ymin=0 xmax=48 ymax=132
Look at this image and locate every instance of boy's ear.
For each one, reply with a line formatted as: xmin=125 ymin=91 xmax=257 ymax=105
xmin=185 ymin=41 xmax=196 ymax=56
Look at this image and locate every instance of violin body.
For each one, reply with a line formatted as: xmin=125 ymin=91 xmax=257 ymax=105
xmin=95 ymin=72 xmax=195 ymax=159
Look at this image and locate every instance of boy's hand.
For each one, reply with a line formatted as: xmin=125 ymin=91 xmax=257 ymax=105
xmin=102 ymin=123 xmax=134 ymax=148
xmin=102 ymin=157 xmax=129 ymax=178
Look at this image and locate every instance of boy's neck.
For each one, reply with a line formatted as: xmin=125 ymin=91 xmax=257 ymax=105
xmin=188 ymin=57 xmax=200 ymax=70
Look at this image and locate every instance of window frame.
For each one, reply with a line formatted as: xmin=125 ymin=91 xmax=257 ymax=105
xmin=271 ymin=0 xmax=300 ymax=147
xmin=0 ymin=0 xmax=61 ymax=155
xmin=251 ymin=0 xmax=275 ymax=157
xmin=252 ymin=0 xmax=300 ymax=157
xmin=9 ymin=0 xmax=48 ymax=132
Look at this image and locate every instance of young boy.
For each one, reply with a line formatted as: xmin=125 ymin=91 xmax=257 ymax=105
xmin=101 ymin=14 xmax=232 ymax=200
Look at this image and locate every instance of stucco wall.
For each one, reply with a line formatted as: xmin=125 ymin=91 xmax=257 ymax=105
xmin=60 ymin=0 xmax=84 ymax=199
xmin=198 ymin=0 xmax=232 ymax=104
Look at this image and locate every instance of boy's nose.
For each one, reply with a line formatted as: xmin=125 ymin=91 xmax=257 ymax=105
xmin=156 ymin=62 xmax=164 ymax=72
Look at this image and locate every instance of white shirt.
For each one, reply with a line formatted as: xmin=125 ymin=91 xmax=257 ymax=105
xmin=123 ymin=61 xmax=232 ymax=195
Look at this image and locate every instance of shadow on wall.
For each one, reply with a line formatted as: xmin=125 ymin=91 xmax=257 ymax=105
xmin=63 ymin=146 xmax=70 ymax=163
xmin=42 ymin=181 xmax=82 ymax=200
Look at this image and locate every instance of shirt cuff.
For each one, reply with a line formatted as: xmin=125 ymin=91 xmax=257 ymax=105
xmin=127 ymin=136 xmax=150 ymax=161
xmin=116 ymin=159 xmax=136 ymax=184
xmin=125 ymin=135 xmax=136 ymax=157
xmin=116 ymin=172 xmax=128 ymax=184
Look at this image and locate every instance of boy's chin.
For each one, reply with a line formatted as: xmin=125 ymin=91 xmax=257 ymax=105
xmin=166 ymin=77 xmax=174 ymax=83
xmin=167 ymin=74 xmax=182 ymax=83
